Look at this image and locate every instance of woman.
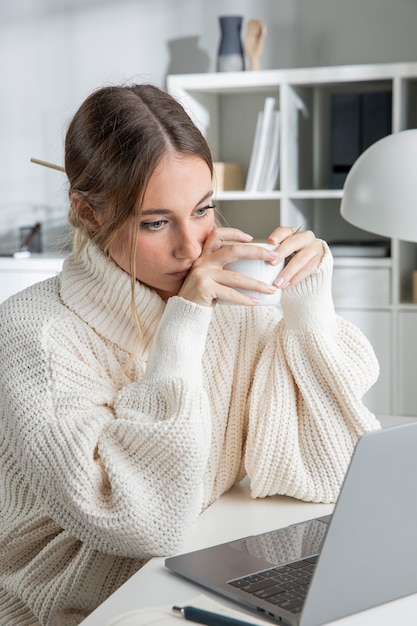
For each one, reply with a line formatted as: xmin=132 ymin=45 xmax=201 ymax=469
xmin=0 ymin=84 xmax=380 ymax=626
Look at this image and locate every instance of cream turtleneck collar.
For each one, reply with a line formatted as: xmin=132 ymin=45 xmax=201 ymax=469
xmin=59 ymin=243 xmax=166 ymax=355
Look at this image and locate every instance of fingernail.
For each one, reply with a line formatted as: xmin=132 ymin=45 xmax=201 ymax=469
xmin=274 ymin=277 xmax=286 ymax=288
xmin=266 ymin=250 xmax=280 ymax=262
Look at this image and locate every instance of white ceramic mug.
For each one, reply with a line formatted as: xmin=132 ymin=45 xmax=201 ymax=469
xmin=221 ymin=242 xmax=284 ymax=306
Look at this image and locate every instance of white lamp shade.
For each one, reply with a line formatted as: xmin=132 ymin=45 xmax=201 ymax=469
xmin=340 ymin=129 xmax=417 ymax=242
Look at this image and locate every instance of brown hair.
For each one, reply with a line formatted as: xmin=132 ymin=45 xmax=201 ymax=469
xmin=65 ymin=83 xmax=213 ymax=254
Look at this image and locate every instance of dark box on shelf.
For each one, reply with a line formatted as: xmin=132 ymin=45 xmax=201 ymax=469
xmin=329 ymin=91 xmax=392 ymax=189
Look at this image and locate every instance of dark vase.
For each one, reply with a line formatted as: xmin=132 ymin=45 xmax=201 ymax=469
xmin=216 ymin=15 xmax=245 ymax=72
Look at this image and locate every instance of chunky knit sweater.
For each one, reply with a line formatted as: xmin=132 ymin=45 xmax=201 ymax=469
xmin=0 ymin=242 xmax=380 ymax=626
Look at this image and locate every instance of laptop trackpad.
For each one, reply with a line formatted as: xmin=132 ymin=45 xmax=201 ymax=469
xmin=228 ymin=518 xmax=330 ymax=567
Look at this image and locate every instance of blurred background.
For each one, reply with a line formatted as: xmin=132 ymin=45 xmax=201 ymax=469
xmin=1 ymin=0 xmax=417 ymax=250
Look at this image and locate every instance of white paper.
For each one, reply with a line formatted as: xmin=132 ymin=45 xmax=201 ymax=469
xmin=257 ymin=110 xmax=280 ymax=192
xmin=245 ymin=97 xmax=276 ymax=192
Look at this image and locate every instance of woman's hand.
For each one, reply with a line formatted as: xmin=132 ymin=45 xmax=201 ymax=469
xmin=178 ymin=227 xmax=281 ymax=306
xmin=177 ymin=226 xmax=325 ymax=307
xmin=266 ymin=226 xmax=325 ymax=289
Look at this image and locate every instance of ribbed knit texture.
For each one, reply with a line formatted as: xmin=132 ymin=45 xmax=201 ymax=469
xmin=0 ymin=242 xmax=380 ymax=625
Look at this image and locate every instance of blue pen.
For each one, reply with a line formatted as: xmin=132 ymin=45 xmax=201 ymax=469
xmin=172 ymin=605 xmax=260 ymax=626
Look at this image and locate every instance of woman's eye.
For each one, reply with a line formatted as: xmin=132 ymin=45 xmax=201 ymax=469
xmin=140 ymin=220 xmax=166 ymax=231
xmin=195 ymin=204 xmax=216 ymax=217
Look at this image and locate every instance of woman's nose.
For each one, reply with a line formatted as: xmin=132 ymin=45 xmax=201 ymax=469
xmin=174 ymin=226 xmax=202 ymax=259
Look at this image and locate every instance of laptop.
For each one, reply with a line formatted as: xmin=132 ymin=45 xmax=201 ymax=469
xmin=166 ymin=421 xmax=417 ymax=626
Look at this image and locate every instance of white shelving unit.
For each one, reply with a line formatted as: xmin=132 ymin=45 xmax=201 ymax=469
xmin=168 ymin=62 xmax=417 ymax=417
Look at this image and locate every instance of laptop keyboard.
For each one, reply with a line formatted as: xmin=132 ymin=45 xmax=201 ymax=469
xmin=228 ymin=555 xmax=319 ymax=614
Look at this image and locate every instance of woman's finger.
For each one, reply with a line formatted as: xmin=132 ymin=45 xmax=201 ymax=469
xmin=274 ymin=240 xmax=325 ymax=288
xmin=201 ymin=227 xmax=253 ymax=255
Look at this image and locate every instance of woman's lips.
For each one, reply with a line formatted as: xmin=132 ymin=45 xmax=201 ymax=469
xmin=169 ymin=266 xmax=192 ymax=279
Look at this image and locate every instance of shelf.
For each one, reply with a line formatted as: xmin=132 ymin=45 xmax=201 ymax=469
xmin=214 ymin=190 xmax=282 ymax=201
xmin=214 ymin=190 xmax=344 ymax=201
xmin=396 ymin=302 xmax=417 ymax=310
xmin=168 ymin=62 xmax=417 ymax=415
xmin=169 ymin=62 xmax=417 ymax=92
xmin=169 ymin=70 xmax=283 ymax=94
xmin=288 ymin=190 xmax=344 ymax=200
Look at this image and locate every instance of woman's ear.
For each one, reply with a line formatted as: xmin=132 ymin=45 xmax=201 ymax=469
xmin=71 ymin=194 xmax=102 ymax=231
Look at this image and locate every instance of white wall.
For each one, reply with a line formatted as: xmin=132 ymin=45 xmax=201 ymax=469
xmin=1 ymin=0 xmax=417 ymax=251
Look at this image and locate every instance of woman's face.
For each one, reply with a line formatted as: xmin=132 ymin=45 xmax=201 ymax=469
xmin=110 ymin=153 xmax=215 ymax=301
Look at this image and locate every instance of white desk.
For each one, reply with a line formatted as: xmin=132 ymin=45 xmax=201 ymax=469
xmin=0 ymin=254 xmax=65 ymax=303
xmin=80 ymin=468 xmax=417 ymax=626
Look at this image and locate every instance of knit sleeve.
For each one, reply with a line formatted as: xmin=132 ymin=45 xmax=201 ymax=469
xmin=0 ymin=293 xmax=213 ymax=559
xmin=244 ymin=245 xmax=381 ymax=503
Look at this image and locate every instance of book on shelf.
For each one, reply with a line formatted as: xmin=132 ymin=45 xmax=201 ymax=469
xmin=245 ymin=97 xmax=280 ymax=193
